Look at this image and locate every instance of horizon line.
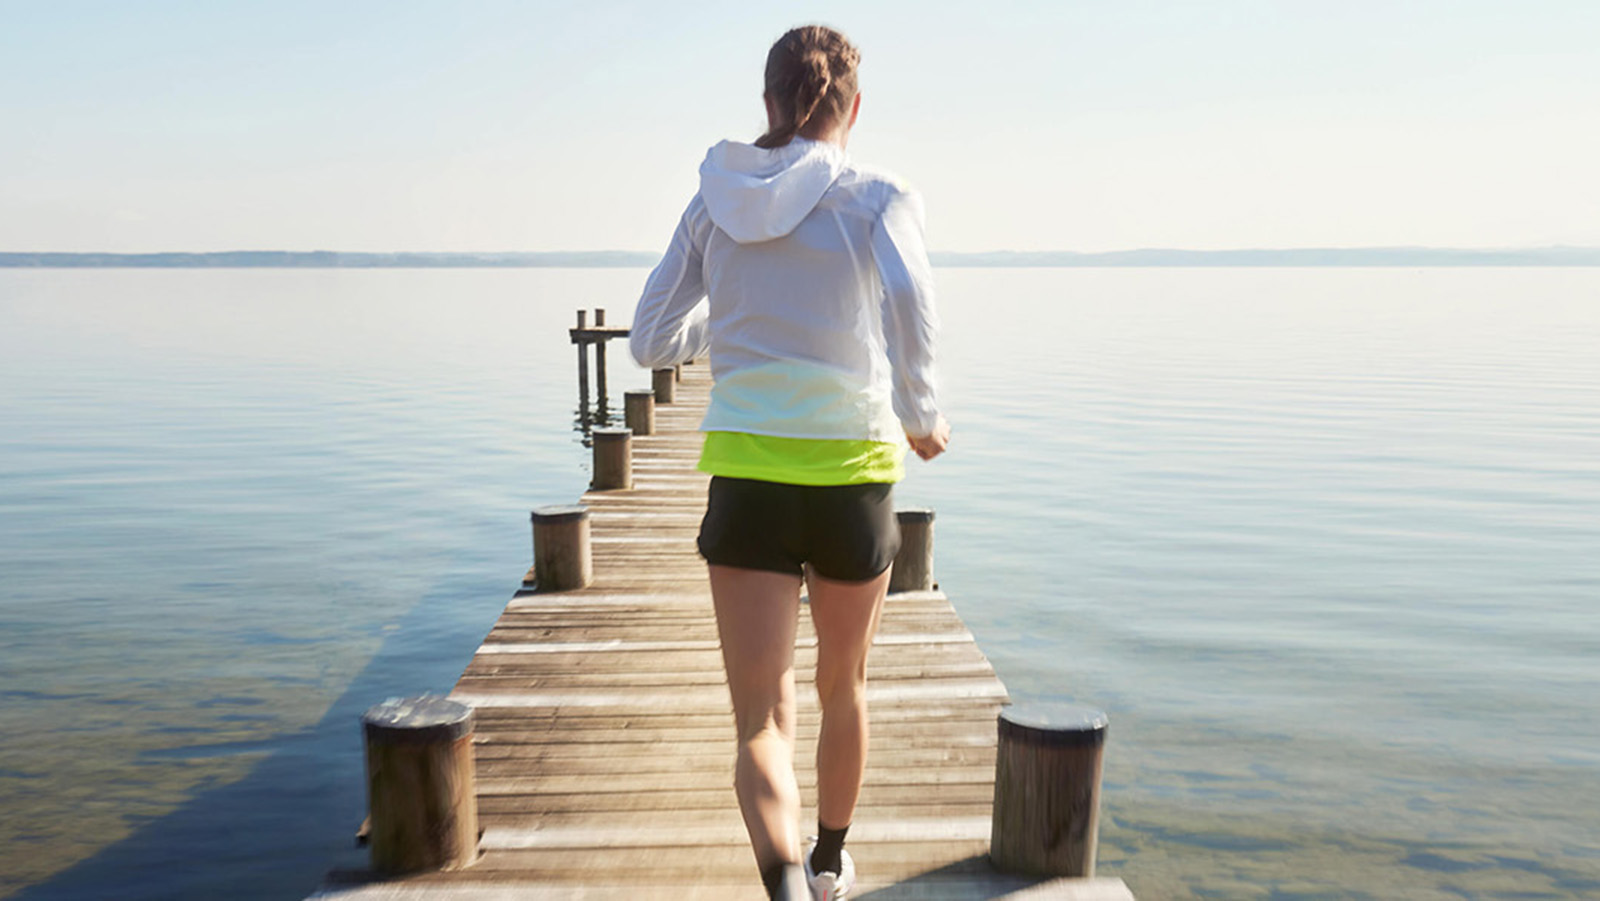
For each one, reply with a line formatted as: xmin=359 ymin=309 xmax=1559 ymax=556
xmin=3 ymin=246 xmax=1599 ymax=268
xmin=4 ymin=243 xmax=1600 ymax=255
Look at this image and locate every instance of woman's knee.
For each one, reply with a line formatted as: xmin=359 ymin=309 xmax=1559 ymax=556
xmin=734 ymin=702 xmax=796 ymax=747
xmin=814 ymin=657 xmax=868 ymax=709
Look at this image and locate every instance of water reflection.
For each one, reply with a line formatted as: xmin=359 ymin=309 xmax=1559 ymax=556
xmin=572 ymin=393 xmax=621 ymax=446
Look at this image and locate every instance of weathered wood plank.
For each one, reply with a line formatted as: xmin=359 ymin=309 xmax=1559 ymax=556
xmin=311 ymin=876 xmax=1135 ymax=900
xmin=474 ymin=781 xmax=999 ymax=811
xmin=467 ymin=765 xmax=999 ymax=793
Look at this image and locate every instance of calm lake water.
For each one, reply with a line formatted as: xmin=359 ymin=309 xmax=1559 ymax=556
xmin=1 ymin=268 xmax=1597 ymax=899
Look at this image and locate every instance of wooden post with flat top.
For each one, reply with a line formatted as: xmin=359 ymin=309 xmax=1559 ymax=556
xmin=990 ymin=703 xmax=1110 ymax=878
xmin=652 ymin=367 xmax=677 ymax=404
xmin=362 ymin=696 xmax=479 ymax=875
xmin=530 ymin=504 xmax=591 ymax=591
xmin=890 ymin=507 xmax=935 ymax=592
xmin=591 ymin=427 xmax=632 ymax=490
xmin=624 ymin=389 xmax=655 ymax=436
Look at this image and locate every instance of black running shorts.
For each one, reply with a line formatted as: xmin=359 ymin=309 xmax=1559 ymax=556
xmin=697 ymin=476 xmax=901 ymax=582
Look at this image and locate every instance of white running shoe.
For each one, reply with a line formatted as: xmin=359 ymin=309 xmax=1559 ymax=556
xmin=803 ymin=841 xmax=855 ymax=900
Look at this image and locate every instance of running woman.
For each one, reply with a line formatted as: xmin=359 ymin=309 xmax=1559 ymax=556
xmin=630 ymin=24 xmax=949 ymax=900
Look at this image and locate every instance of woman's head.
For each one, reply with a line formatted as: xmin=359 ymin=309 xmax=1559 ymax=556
xmin=755 ymin=25 xmax=860 ymax=149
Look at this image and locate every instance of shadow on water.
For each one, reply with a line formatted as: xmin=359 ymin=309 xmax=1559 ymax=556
xmin=14 ymin=578 xmax=511 ymax=901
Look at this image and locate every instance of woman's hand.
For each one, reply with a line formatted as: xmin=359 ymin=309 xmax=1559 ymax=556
xmin=907 ymin=415 xmax=950 ymax=461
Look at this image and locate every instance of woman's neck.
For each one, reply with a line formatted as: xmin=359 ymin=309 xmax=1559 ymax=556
xmin=794 ymin=121 xmax=849 ymax=149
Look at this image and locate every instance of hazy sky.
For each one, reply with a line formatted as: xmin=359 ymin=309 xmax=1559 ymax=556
xmin=3 ymin=1 xmax=1597 ymax=253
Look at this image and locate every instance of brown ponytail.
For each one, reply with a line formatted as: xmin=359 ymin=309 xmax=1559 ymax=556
xmin=755 ymin=26 xmax=860 ymax=149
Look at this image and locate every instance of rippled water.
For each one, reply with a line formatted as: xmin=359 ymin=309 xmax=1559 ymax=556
xmin=1 ymin=268 xmax=1597 ymax=899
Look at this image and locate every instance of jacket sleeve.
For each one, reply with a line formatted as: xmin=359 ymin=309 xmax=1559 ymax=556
xmin=870 ymin=184 xmax=942 ymax=438
xmin=630 ymin=196 xmax=712 ymax=369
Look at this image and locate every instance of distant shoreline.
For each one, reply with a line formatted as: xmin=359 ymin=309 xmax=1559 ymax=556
xmin=3 ymin=248 xmax=1598 ymax=268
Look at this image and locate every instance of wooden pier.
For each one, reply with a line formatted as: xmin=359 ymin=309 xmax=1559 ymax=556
xmin=314 ymin=360 xmax=1132 ymax=899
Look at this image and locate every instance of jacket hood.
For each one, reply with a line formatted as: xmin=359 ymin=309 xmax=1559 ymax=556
xmin=698 ymin=137 xmax=845 ymax=243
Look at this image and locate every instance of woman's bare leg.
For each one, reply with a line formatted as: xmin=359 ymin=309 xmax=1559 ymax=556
xmin=806 ymin=565 xmax=890 ymax=830
xmin=709 ymin=564 xmax=805 ymax=874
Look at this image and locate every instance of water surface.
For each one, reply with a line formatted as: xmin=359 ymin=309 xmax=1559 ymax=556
xmin=2 ymin=267 xmax=1597 ymax=899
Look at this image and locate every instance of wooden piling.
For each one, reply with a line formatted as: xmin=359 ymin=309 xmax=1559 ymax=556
xmin=624 ymin=389 xmax=655 ymax=436
xmin=990 ymin=704 xmax=1109 ymax=878
xmin=362 ymin=696 xmax=479 ymax=875
xmin=593 ymin=309 xmax=609 ymax=407
xmin=574 ymin=311 xmax=590 ymax=406
xmin=652 ymin=367 xmax=677 ymax=404
xmin=530 ymin=504 xmax=591 ymax=591
xmin=591 ymin=427 xmax=633 ymax=490
xmin=569 ymin=308 xmax=633 ymax=415
xmin=890 ymin=507 xmax=935 ymax=592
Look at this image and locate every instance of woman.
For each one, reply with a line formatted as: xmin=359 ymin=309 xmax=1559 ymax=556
xmin=630 ymin=25 xmax=948 ymax=901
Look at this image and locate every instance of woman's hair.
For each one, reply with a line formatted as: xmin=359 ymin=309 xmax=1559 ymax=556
xmin=754 ymin=25 xmax=860 ymax=149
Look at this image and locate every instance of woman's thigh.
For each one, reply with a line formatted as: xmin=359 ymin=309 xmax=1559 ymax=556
xmin=708 ymin=564 xmax=804 ymax=738
xmin=807 ymin=566 xmax=889 ymax=694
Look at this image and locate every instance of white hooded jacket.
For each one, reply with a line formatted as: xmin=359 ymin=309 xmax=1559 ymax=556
xmin=629 ymin=137 xmax=941 ymax=441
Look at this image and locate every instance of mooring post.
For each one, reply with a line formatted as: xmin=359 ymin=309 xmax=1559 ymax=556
xmin=890 ymin=507 xmax=935 ymax=592
xmin=624 ymin=389 xmax=656 ymax=436
xmin=990 ymin=704 xmax=1109 ymax=878
xmin=362 ymin=696 xmax=479 ymax=875
xmin=652 ymin=367 xmax=677 ymax=404
xmin=593 ymin=309 xmax=608 ymax=410
xmin=592 ymin=427 xmax=633 ymax=490
xmin=675 ymin=362 xmax=682 ymax=383
xmin=530 ymin=504 xmax=592 ymax=591
xmin=575 ymin=310 xmax=590 ymax=408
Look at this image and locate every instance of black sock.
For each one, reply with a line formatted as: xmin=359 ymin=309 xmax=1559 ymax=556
xmin=810 ymin=821 xmax=850 ymax=875
xmin=761 ymin=862 xmax=787 ymax=899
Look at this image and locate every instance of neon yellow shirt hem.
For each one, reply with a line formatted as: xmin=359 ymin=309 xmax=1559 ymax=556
xmin=698 ymin=431 xmax=905 ymax=486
